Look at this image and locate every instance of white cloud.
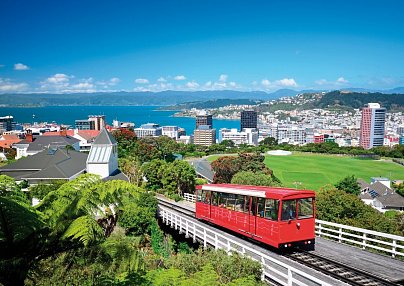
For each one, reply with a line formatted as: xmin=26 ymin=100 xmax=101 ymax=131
xmin=219 ymin=74 xmax=228 ymax=82
xmin=261 ymin=79 xmax=271 ymax=87
xmin=186 ymin=81 xmax=200 ymax=89
xmin=274 ymin=78 xmax=298 ymax=87
xmin=109 ymin=77 xmax=120 ymax=85
xmin=135 ymin=78 xmax=149 ymax=84
xmin=337 ymin=77 xmax=348 ymax=84
xmin=157 ymin=77 xmax=167 ymax=82
xmin=174 ymin=75 xmax=186 ymax=80
xmin=45 ymin=73 xmax=70 ymax=84
xmin=0 ymin=78 xmax=28 ymax=92
xmin=229 ymin=81 xmax=237 ymax=88
xmin=205 ymin=81 xmax=212 ymax=87
xmin=14 ymin=63 xmax=30 ymax=70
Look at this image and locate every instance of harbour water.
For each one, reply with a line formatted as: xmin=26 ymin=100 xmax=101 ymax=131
xmin=0 ymin=106 xmax=240 ymax=136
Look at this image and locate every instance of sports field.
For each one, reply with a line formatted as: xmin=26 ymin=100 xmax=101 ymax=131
xmin=207 ymin=153 xmax=404 ymax=191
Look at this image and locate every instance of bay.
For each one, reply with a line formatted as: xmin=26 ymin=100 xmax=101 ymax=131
xmin=0 ymin=106 xmax=240 ymax=136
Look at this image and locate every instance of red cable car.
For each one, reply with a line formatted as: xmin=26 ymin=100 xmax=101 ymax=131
xmin=195 ymin=184 xmax=316 ymax=250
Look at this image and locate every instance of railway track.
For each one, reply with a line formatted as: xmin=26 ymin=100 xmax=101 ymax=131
xmin=156 ymin=197 xmax=402 ymax=286
xmin=284 ymin=251 xmax=401 ymax=286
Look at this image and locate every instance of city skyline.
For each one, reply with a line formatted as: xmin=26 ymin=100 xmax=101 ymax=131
xmin=1 ymin=0 xmax=404 ymax=93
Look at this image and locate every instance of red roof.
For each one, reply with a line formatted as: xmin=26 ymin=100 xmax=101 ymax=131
xmin=77 ymin=130 xmax=100 ymax=139
xmin=201 ymin=184 xmax=315 ymax=200
xmin=42 ymin=130 xmax=74 ymax=136
xmin=0 ymin=138 xmax=21 ymax=149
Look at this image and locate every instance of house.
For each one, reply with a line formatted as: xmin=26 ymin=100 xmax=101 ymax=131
xmin=0 ymin=148 xmax=88 ymax=184
xmin=0 ymin=128 xmax=127 ymax=184
xmin=13 ymin=129 xmax=80 ymax=159
xmin=358 ymin=179 xmax=404 ymax=212
xmin=43 ymin=129 xmax=100 ymax=152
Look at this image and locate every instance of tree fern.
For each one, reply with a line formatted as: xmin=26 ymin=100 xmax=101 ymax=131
xmin=62 ymin=215 xmax=104 ymax=247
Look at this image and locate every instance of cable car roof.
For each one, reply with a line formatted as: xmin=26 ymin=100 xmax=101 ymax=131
xmin=201 ymin=184 xmax=315 ymax=200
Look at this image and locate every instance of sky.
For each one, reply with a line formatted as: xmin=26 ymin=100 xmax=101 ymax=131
xmin=1 ymin=0 xmax=404 ymax=93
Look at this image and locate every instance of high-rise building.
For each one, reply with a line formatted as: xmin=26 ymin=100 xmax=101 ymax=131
xmin=360 ymin=103 xmax=386 ymax=149
xmin=0 ymin=116 xmax=16 ymax=133
xmin=194 ymin=125 xmax=216 ymax=146
xmin=75 ymin=115 xmax=105 ymax=131
xmin=196 ymin=111 xmax=213 ymax=129
xmin=240 ymin=110 xmax=257 ymax=130
xmin=88 ymin=115 xmax=106 ymax=130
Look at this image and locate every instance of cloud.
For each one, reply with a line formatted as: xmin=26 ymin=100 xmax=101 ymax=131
xmin=0 ymin=78 xmax=28 ymax=92
xmin=109 ymin=77 xmax=120 ymax=85
xmin=14 ymin=63 xmax=30 ymax=70
xmin=186 ymin=81 xmax=200 ymax=89
xmin=157 ymin=77 xmax=167 ymax=82
xmin=337 ymin=77 xmax=348 ymax=84
xmin=219 ymin=74 xmax=228 ymax=82
xmin=261 ymin=79 xmax=271 ymax=87
xmin=205 ymin=81 xmax=212 ymax=87
xmin=274 ymin=78 xmax=298 ymax=87
xmin=135 ymin=78 xmax=149 ymax=84
xmin=45 ymin=73 xmax=70 ymax=84
xmin=174 ymin=75 xmax=186 ymax=80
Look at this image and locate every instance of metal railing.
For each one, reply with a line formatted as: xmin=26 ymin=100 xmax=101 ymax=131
xmin=183 ymin=193 xmax=404 ymax=258
xmin=184 ymin=193 xmax=196 ymax=203
xmin=316 ymin=219 xmax=404 ymax=258
xmin=159 ymin=205 xmax=331 ymax=286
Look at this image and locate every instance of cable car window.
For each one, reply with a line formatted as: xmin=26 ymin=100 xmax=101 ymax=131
xmin=218 ymin=192 xmax=227 ymax=208
xmin=197 ymin=189 xmax=203 ymax=202
xmin=244 ymin=196 xmax=250 ymax=214
xmin=257 ymin=198 xmax=265 ymax=217
xmin=298 ymin=198 xmax=314 ymax=219
xmin=203 ymin=190 xmax=210 ymax=204
xmin=265 ymin=199 xmax=279 ymax=221
xmin=234 ymin=194 xmax=245 ymax=212
xmin=251 ymin=197 xmax=257 ymax=216
xmin=211 ymin=192 xmax=218 ymax=206
xmin=281 ymin=200 xmax=296 ymax=221
xmin=225 ymin=193 xmax=236 ymax=210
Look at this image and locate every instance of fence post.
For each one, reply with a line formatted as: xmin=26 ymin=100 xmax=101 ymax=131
xmin=261 ymin=256 xmax=265 ymax=281
xmin=392 ymin=239 xmax=397 ymax=258
xmin=203 ymin=228 xmax=207 ymax=249
xmin=193 ymin=223 xmax=196 ymax=243
xmin=185 ymin=220 xmax=189 ymax=238
xmin=215 ymin=234 xmax=218 ymax=249
xmin=288 ymin=269 xmax=293 ymax=286
xmin=318 ymin=223 xmax=322 ymax=237
xmin=362 ymin=233 xmax=367 ymax=250
xmin=338 ymin=227 xmax=342 ymax=243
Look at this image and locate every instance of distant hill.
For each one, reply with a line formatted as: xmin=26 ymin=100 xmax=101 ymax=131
xmin=0 ymin=90 xmax=280 ymax=107
xmin=313 ymin=90 xmax=404 ymax=111
xmin=162 ymin=98 xmax=262 ymax=110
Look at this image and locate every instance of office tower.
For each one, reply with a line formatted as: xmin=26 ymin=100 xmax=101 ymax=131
xmin=196 ymin=111 xmax=213 ymax=129
xmin=241 ymin=110 xmax=257 ymax=130
xmin=359 ymin=103 xmax=386 ymax=149
xmin=194 ymin=125 xmax=216 ymax=146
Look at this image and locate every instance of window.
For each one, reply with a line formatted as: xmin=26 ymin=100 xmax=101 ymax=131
xmin=211 ymin=192 xmax=218 ymax=206
xmin=257 ymin=198 xmax=265 ymax=217
xmin=265 ymin=199 xmax=279 ymax=221
xmin=197 ymin=190 xmax=210 ymax=203
xmin=197 ymin=189 xmax=203 ymax=202
xmin=281 ymin=200 xmax=296 ymax=221
xmin=234 ymin=194 xmax=247 ymax=213
xmin=298 ymin=198 xmax=314 ymax=219
xmin=251 ymin=197 xmax=257 ymax=216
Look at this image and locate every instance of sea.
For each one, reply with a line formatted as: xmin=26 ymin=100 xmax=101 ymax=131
xmin=0 ymin=106 xmax=240 ymax=136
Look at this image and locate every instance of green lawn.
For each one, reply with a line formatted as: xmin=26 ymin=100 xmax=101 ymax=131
xmin=207 ymin=153 xmax=404 ymax=191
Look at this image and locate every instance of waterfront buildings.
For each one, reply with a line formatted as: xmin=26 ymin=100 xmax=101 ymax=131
xmin=219 ymin=128 xmax=258 ymax=146
xmin=360 ymin=103 xmax=386 ymax=149
xmin=240 ymin=110 xmax=257 ymax=130
xmin=162 ymin=126 xmax=180 ymax=139
xmin=75 ymin=115 xmax=106 ymax=130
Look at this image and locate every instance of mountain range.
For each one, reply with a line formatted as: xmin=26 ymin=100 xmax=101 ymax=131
xmin=0 ymin=87 xmax=403 ymax=107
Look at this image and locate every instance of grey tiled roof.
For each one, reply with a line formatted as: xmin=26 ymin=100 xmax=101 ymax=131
xmin=357 ymin=179 xmax=370 ymax=191
xmin=15 ymin=135 xmax=80 ymax=152
xmin=103 ymin=170 xmax=129 ymax=182
xmin=0 ymin=148 xmax=87 ymax=180
xmin=93 ymin=128 xmax=117 ymax=145
xmin=375 ymin=193 xmax=404 ymax=208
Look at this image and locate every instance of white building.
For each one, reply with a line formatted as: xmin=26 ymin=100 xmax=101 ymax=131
xmin=277 ymin=126 xmax=306 ymax=145
xmin=134 ymin=123 xmax=163 ymax=138
xmin=220 ymin=128 xmax=258 ymax=146
xmin=162 ymin=126 xmax=179 ymax=139
xmin=177 ymin=135 xmax=193 ymax=144
xmin=86 ymin=128 xmax=119 ymax=179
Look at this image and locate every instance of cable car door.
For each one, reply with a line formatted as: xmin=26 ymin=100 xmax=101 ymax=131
xmin=248 ymin=196 xmax=256 ymax=236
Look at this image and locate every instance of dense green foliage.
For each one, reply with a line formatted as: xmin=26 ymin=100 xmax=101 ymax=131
xmin=231 ymin=171 xmax=281 ymax=187
xmin=27 ymin=180 xmax=66 ymax=200
xmin=316 ymin=185 xmax=402 ymax=235
xmin=211 ymin=152 xmax=274 ymax=183
xmin=334 ymin=175 xmax=361 ymax=195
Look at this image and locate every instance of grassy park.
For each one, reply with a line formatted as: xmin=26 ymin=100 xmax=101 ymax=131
xmin=208 ymin=153 xmax=404 ymax=191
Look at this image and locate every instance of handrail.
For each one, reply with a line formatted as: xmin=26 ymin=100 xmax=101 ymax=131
xmin=158 ymin=205 xmax=332 ymax=286
xmin=315 ymin=219 xmax=404 ymax=258
xmin=183 ymin=193 xmax=404 ymax=258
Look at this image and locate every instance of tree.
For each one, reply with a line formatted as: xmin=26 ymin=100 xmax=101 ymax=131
xmin=112 ymin=128 xmax=137 ymax=158
xmin=119 ymin=157 xmax=143 ymax=186
xmin=0 ymin=174 xmax=141 ymax=286
xmin=334 ymin=175 xmax=361 ymax=196
xmin=394 ymin=182 xmax=404 ymax=197
xmin=141 ymin=159 xmax=167 ymax=190
xmin=231 ymin=171 xmax=281 ymax=187
xmin=161 ymin=160 xmax=196 ymax=196
xmin=259 ymin=137 xmax=278 ymax=147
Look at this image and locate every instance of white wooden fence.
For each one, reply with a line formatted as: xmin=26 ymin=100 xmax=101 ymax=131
xmin=316 ymin=219 xmax=404 ymax=258
xmin=159 ymin=206 xmax=331 ymax=286
xmin=183 ymin=193 xmax=404 ymax=258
